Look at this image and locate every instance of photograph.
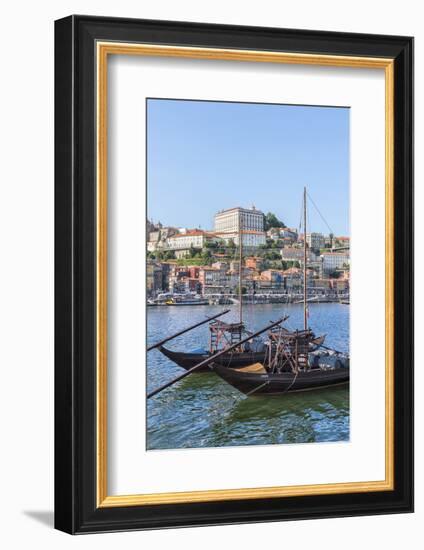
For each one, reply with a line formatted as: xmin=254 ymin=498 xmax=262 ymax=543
xmin=146 ymin=98 xmax=350 ymax=450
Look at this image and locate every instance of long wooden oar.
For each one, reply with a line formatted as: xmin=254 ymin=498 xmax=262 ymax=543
xmin=147 ymin=309 xmax=230 ymax=352
xmin=147 ymin=315 xmax=289 ymax=399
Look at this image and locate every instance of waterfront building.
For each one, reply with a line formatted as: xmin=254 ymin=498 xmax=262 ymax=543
xmin=310 ymin=278 xmax=332 ymax=295
xmin=182 ymin=278 xmax=202 ymax=293
xmin=227 ymin=271 xmax=240 ymax=290
xmin=282 ymin=267 xmax=304 ymax=293
xmin=214 ymin=206 xmax=266 ymax=248
xmin=321 ymin=252 xmax=350 ymax=274
xmin=306 ymin=232 xmax=325 ymax=251
xmin=168 ymin=265 xmax=188 ymax=293
xmin=168 ymin=265 xmax=203 ymax=293
xmin=330 ymin=278 xmax=350 ymax=294
xmin=159 ymin=262 xmax=171 ymax=291
xmin=255 ymin=279 xmax=285 ymax=294
xmin=260 ymin=269 xmax=285 ymax=285
xmin=199 ymin=267 xmax=230 ymax=295
xmin=146 ymin=261 xmax=164 ymax=296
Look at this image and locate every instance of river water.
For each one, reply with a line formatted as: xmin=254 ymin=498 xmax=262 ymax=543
xmin=147 ymin=303 xmax=349 ymax=450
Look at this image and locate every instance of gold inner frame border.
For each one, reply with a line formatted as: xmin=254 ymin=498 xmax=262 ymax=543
xmin=96 ymin=41 xmax=395 ymax=508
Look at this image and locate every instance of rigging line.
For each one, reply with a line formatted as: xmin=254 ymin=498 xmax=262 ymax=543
xmin=298 ymin=192 xmax=304 ymax=234
xmin=280 ymin=370 xmax=299 ymax=395
xmin=307 ymin=201 xmax=311 ymax=241
xmin=245 ymin=381 xmax=269 ymax=396
xmin=306 ymin=191 xmax=334 ymax=236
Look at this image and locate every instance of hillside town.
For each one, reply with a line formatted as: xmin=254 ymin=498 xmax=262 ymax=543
xmin=147 ymin=206 xmax=350 ymax=305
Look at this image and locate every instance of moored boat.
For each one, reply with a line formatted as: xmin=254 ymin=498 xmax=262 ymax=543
xmin=159 ymin=345 xmax=267 ymax=372
xmin=213 ymin=362 xmax=349 ymax=396
xmin=159 ymin=330 xmax=326 ymax=372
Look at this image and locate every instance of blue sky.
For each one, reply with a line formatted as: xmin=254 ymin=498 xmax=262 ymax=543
xmin=147 ymin=99 xmax=350 ymax=236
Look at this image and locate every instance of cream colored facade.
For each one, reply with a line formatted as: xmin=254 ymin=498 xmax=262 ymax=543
xmin=214 ymin=206 xmax=266 ymax=247
xmin=167 ymin=231 xmax=220 ymax=250
xmin=321 ymin=252 xmax=350 ymax=274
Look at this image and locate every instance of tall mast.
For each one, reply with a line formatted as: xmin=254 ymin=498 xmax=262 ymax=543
xmin=303 ymin=187 xmax=308 ymax=331
xmin=238 ymin=209 xmax=243 ymax=325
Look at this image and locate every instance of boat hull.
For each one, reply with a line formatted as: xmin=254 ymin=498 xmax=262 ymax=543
xmin=213 ymin=364 xmax=349 ymax=395
xmin=159 ymin=346 xmax=266 ymax=372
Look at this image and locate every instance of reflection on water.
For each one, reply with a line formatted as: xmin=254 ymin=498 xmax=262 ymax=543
xmin=147 ymin=303 xmax=349 ymax=450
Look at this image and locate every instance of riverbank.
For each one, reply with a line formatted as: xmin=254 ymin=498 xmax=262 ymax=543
xmin=148 ymin=294 xmax=349 ymax=306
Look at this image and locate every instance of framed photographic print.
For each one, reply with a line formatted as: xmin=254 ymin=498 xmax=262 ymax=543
xmin=54 ymin=15 xmax=414 ymax=533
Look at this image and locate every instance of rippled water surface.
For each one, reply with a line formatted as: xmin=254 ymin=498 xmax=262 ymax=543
xmin=147 ymin=303 xmax=349 ymax=450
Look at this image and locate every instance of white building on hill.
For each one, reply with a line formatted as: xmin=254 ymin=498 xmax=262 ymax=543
xmin=214 ymin=206 xmax=266 ymax=248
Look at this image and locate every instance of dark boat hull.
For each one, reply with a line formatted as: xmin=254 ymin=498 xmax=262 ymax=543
xmin=213 ymin=364 xmax=349 ymax=395
xmin=159 ymin=346 xmax=266 ymax=372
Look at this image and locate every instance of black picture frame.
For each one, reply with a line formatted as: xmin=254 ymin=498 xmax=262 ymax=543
xmin=55 ymin=15 xmax=414 ymax=534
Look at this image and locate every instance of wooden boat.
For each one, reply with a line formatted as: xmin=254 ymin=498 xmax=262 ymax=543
xmin=213 ymin=362 xmax=349 ymax=396
xmin=212 ymin=325 xmax=349 ymax=395
xmin=159 ymin=345 xmax=266 ymax=372
xmin=159 ymin=330 xmax=325 ymax=372
xmin=159 ymin=318 xmax=266 ymax=371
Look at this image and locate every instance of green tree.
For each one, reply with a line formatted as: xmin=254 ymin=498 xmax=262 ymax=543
xmin=264 ymin=251 xmax=281 ymax=261
xmin=264 ymin=212 xmax=286 ymax=231
xmin=163 ymin=250 xmax=175 ymax=260
xmin=202 ymin=249 xmax=213 ymax=265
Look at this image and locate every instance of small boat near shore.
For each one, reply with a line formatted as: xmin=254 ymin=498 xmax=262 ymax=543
xmin=165 ymin=298 xmax=209 ymax=306
xmin=149 ymin=292 xmax=209 ymax=306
